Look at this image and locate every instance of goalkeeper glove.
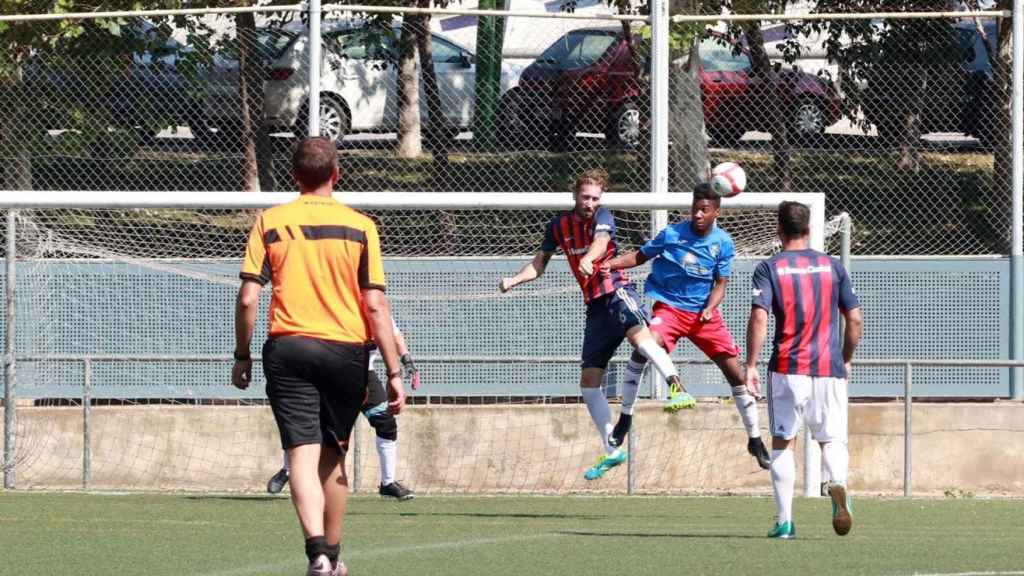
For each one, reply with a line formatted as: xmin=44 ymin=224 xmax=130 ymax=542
xmin=401 ymin=353 xmax=420 ymax=391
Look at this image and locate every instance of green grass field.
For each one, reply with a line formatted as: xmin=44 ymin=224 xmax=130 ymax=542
xmin=1 ymin=492 xmax=1021 ymax=576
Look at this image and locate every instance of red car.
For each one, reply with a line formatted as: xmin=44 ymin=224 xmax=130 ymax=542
xmin=500 ymin=27 xmax=842 ymax=148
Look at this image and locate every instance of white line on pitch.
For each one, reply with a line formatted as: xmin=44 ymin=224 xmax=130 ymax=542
xmin=197 ymin=532 xmax=559 ymax=576
xmin=888 ymin=565 xmax=1024 ymax=569
xmin=891 ymin=571 xmax=1024 ymax=576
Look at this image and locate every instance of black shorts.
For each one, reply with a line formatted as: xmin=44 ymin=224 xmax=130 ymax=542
xmin=263 ymin=335 xmax=369 ymax=455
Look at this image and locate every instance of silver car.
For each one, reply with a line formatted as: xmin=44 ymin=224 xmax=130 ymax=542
xmin=207 ymin=20 xmax=523 ymax=144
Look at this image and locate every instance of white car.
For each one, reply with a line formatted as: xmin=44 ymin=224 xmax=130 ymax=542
xmin=208 ymin=21 xmax=524 ymax=144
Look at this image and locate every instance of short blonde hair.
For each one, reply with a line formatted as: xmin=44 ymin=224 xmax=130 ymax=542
xmin=574 ymin=168 xmax=609 ymax=193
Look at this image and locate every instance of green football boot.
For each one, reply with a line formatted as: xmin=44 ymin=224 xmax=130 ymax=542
xmin=663 ymin=376 xmax=696 ymax=413
xmin=583 ymin=449 xmax=627 ymax=481
xmin=767 ymin=520 xmax=797 ymax=539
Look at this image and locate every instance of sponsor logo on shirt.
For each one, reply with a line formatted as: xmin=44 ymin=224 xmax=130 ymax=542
xmin=568 ymin=247 xmax=589 ymax=255
xmin=777 ymin=264 xmax=832 ymax=276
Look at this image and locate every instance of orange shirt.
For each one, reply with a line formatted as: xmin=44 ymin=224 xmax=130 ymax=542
xmin=240 ymin=194 xmax=385 ymax=344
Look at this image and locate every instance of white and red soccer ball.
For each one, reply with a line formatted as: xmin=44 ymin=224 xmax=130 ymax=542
xmin=709 ymin=161 xmax=747 ymax=198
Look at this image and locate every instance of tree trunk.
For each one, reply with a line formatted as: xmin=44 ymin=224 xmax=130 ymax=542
xmin=743 ymin=22 xmax=792 ymax=191
xmin=1 ymin=67 xmax=33 ymax=191
xmin=897 ymin=67 xmax=923 ymax=172
xmin=395 ymin=17 xmax=423 ymax=159
xmin=237 ymin=10 xmax=264 ymax=192
xmin=669 ymin=38 xmax=709 ymax=190
xmin=986 ymin=5 xmax=1013 ymax=252
xmin=415 ymin=6 xmax=449 ymax=168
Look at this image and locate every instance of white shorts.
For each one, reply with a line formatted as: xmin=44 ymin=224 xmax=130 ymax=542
xmin=767 ymin=372 xmax=848 ymax=443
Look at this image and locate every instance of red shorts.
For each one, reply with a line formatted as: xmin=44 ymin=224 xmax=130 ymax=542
xmin=648 ymin=301 xmax=740 ymax=359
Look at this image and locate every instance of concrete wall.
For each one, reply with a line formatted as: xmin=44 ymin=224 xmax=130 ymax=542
xmin=1 ymin=402 xmax=1022 ymax=496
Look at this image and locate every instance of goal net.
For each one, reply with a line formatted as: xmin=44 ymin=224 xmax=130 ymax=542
xmin=1 ymin=191 xmax=830 ymax=493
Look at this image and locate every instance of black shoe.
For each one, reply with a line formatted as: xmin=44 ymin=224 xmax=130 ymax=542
xmin=266 ymin=467 xmax=289 ymax=494
xmin=747 ymin=437 xmax=770 ymax=470
xmin=608 ymin=413 xmax=633 ymax=448
xmin=379 ymin=481 xmax=415 ymax=501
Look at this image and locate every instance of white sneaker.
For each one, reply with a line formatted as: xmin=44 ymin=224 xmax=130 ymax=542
xmin=332 ymin=560 xmax=348 ymax=576
xmin=307 ymin=554 xmax=332 ymax=576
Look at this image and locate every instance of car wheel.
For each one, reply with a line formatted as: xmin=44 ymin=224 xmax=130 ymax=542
xmin=301 ymin=95 xmax=349 ymax=146
xmin=607 ymin=101 xmax=643 ymax=149
xmin=790 ymin=98 xmax=826 ymax=144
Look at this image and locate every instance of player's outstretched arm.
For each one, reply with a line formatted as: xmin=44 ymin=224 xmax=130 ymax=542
xmin=500 ymin=250 xmax=553 ymax=292
xmin=744 ymin=307 xmax=769 ymax=397
xmin=603 ymin=250 xmax=647 ymax=273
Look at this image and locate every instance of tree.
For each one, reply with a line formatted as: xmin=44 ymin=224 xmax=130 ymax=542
xmin=810 ymin=0 xmax=966 ymax=171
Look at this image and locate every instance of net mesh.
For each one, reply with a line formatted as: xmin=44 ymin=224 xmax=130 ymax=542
xmin=1 ymin=199 xmax=833 ymax=493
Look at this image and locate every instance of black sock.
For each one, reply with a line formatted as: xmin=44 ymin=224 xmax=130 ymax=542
xmin=326 ymin=543 xmax=341 ymax=563
xmin=305 ymin=536 xmax=329 ymax=562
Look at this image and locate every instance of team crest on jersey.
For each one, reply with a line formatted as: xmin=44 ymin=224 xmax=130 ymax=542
xmin=650 ymin=316 xmax=663 ymax=325
xmin=709 ymin=243 xmax=720 ymax=258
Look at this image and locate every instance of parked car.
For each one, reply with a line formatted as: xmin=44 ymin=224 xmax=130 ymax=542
xmin=500 ymin=27 xmax=842 ymax=148
xmin=860 ymin=18 xmax=999 ymax=145
xmin=228 ymin=21 xmax=525 ymax=145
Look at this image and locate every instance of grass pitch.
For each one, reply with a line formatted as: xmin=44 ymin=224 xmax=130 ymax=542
xmin=1 ymin=492 xmax=1021 ymax=576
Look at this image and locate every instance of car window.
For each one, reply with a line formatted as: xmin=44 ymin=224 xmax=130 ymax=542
xmin=219 ymin=29 xmax=297 ymax=62
xmin=431 ymin=35 xmax=468 ymax=64
xmin=537 ymin=30 xmax=617 ymax=70
xmin=699 ymin=37 xmax=751 ymax=72
xmin=328 ymin=29 xmax=394 ymax=61
xmin=256 ymin=28 xmax=298 ymax=60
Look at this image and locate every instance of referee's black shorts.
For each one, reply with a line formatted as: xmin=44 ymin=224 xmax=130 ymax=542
xmin=262 ymin=335 xmax=369 ymax=455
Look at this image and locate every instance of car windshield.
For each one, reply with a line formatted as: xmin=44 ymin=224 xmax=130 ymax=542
xmin=219 ymin=28 xmax=297 ymax=61
xmin=536 ymin=30 xmax=617 ymax=70
xmin=700 ymin=37 xmax=751 ymax=72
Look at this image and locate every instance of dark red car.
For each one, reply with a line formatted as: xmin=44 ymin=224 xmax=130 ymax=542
xmin=500 ymin=27 xmax=842 ymax=148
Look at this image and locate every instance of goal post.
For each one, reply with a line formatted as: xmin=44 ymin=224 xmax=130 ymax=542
xmin=0 ymin=190 xmax=826 ymax=493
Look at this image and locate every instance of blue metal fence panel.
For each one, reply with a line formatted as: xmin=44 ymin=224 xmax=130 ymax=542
xmin=0 ymin=257 xmax=1010 ymax=399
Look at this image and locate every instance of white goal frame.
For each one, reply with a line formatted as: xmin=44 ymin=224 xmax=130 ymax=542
xmin=0 ymin=190 xmax=825 ymax=493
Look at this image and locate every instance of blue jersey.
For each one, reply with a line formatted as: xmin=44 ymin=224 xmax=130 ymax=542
xmin=639 ymin=221 xmax=735 ymax=313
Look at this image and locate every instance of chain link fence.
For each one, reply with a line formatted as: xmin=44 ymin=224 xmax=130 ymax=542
xmin=0 ymin=4 xmax=1017 ymax=256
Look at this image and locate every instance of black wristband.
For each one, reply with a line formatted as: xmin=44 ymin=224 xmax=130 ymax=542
xmin=234 ymin=351 xmax=251 ymax=361
xmin=387 ymin=370 xmax=402 ymax=379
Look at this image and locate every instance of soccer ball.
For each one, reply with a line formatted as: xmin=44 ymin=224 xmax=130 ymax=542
xmin=710 ymin=162 xmax=746 ymax=198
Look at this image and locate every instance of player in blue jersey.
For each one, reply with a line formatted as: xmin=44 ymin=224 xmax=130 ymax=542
xmin=499 ymin=168 xmax=693 ymax=481
xmin=603 ymin=183 xmax=770 ymax=469
xmin=745 ymin=201 xmax=863 ymax=539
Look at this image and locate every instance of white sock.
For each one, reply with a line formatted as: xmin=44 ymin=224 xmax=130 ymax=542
xmin=581 ymin=387 xmax=615 ymax=455
xmin=621 ymin=358 xmax=645 ymax=415
xmin=770 ymin=449 xmax=795 ymax=524
xmin=822 ymin=441 xmax=849 ymax=486
xmin=635 ymin=339 xmax=678 ymax=381
xmin=732 ymin=386 xmax=760 ymax=439
xmin=282 ymin=451 xmax=290 ymax=472
xmin=376 ymin=437 xmax=397 ymax=486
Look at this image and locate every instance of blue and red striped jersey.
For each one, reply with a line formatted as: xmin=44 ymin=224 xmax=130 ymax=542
xmin=540 ymin=206 xmax=631 ymax=304
xmin=751 ymin=249 xmax=860 ymax=378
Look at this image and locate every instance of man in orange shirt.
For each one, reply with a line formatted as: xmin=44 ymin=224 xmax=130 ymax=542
xmin=232 ymin=137 xmax=404 ymax=576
